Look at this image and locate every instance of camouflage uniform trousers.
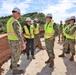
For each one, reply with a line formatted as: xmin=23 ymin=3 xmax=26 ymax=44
xmin=61 ymin=30 xmax=64 ymax=41
xmin=9 ymin=40 xmax=21 ymax=70
xmin=34 ymin=34 xmax=42 ymax=49
xmin=45 ymin=39 xmax=55 ymax=59
xmin=63 ymin=39 xmax=75 ymax=55
xmin=58 ymin=31 xmax=63 ymax=41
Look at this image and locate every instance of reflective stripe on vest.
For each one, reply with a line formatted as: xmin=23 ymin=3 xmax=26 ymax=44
xmin=7 ymin=17 xmax=22 ymax=40
xmin=63 ymin=24 xmax=68 ymax=35
xmin=34 ymin=24 xmax=39 ymax=34
xmin=24 ymin=25 xmax=34 ymax=39
xmin=62 ymin=24 xmax=65 ymax=31
xmin=44 ymin=21 xmax=55 ymax=39
xmin=64 ymin=24 xmax=76 ymax=39
xmin=70 ymin=25 xmax=76 ymax=37
xmin=45 ymin=33 xmax=54 ymax=36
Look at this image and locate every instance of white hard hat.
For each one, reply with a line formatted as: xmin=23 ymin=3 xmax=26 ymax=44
xmin=34 ymin=18 xmax=38 ymax=22
xmin=12 ymin=7 xmax=20 ymax=13
xmin=26 ymin=17 xmax=31 ymax=22
xmin=65 ymin=18 xmax=69 ymax=22
xmin=69 ymin=16 xmax=75 ymax=20
xmin=46 ymin=13 xmax=52 ymax=18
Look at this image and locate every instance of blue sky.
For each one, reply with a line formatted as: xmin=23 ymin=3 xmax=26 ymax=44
xmin=0 ymin=0 xmax=76 ymax=23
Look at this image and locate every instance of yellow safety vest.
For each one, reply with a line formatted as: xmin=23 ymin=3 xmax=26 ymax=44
xmin=7 ymin=17 xmax=22 ymax=40
xmin=34 ymin=24 xmax=39 ymax=34
xmin=63 ymin=24 xmax=76 ymax=39
xmin=44 ymin=21 xmax=55 ymax=39
xmin=63 ymin=24 xmax=68 ymax=35
xmin=23 ymin=25 xmax=34 ymax=39
xmin=71 ymin=25 xmax=76 ymax=38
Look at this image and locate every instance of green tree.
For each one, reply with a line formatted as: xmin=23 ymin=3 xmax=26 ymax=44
xmin=0 ymin=12 xmax=45 ymax=33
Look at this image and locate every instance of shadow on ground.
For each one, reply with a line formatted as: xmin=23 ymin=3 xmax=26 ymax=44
xmin=5 ymin=49 xmax=41 ymax=75
xmin=62 ymin=54 xmax=76 ymax=75
xmin=36 ymin=64 xmax=54 ymax=75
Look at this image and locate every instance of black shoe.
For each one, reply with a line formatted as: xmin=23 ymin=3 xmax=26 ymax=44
xmin=27 ymin=56 xmax=30 ymax=60
xmin=32 ymin=56 xmax=35 ymax=59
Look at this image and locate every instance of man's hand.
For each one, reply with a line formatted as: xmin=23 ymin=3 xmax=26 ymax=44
xmin=21 ymin=42 xmax=26 ymax=50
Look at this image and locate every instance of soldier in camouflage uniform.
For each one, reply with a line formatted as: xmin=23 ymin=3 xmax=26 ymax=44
xmin=58 ymin=21 xmax=63 ymax=42
xmin=33 ymin=18 xmax=44 ymax=50
xmin=63 ymin=18 xmax=70 ymax=53
xmin=59 ymin=16 xmax=76 ymax=61
xmin=59 ymin=18 xmax=70 ymax=58
xmin=6 ymin=7 xmax=25 ymax=74
xmin=62 ymin=18 xmax=70 ymax=41
xmin=44 ymin=14 xmax=59 ymax=67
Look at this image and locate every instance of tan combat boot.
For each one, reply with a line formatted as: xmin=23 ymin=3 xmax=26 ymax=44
xmin=45 ymin=58 xmax=50 ymax=64
xmin=69 ymin=54 xmax=74 ymax=61
xmin=59 ymin=52 xmax=65 ymax=57
xmin=13 ymin=69 xmax=24 ymax=74
xmin=49 ymin=59 xmax=54 ymax=68
xmin=40 ymin=46 xmax=45 ymax=50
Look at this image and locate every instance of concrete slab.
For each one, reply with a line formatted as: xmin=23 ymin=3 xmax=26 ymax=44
xmin=1 ymin=37 xmax=76 ymax=75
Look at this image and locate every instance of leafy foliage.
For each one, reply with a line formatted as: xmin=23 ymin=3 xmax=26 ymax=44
xmin=0 ymin=12 xmax=45 ymax=33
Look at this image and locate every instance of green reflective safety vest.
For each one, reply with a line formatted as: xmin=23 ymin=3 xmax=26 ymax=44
xmin=24 ymin=25 xmax=34 ymax=39
xmin=7 ymin=17 xmax=22 ymax=40
xmin=34 ymin=24 xmax=39 ymax=34
xmin=44 ymin=21 xmax=55 ymax=39
xmin=72 ymin=25 xmax=76 ymax=38
xmin=63 ymin=24 xmax=76 ymax=39
xmin=75 ymin=31 xmax=76 ymax=39
xmin=62 ymin=24 xmax=68 ymax=34
xmin=62 ymin=24 xmax=65 ymax=30
xmin=57 ymin=24 xmax=60 ymax=30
